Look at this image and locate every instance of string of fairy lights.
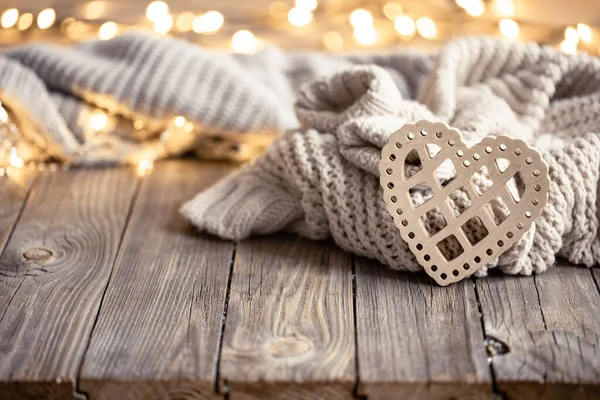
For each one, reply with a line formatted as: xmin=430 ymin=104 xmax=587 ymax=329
xmin=0 ymin=0 xmax=597 ymax=178
xmin=0 ymin=0 xmax=597 ymax=52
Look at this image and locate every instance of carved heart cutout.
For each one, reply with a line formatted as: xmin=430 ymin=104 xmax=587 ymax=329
xmin=379 ymin=120 xmax=550 ymax=286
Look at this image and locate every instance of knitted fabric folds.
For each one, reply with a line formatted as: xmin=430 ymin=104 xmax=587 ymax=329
xmin=0 ymin=32 xmax=431 ymax=164
xmin=183 ymin=37 xmax=600 ymax=275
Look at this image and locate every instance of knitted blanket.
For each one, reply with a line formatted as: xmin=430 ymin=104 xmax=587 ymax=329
xmin=2 ymin=34 xmax=600 ymax=276
xmin=0 ymin=32 xmax=430 ymax=164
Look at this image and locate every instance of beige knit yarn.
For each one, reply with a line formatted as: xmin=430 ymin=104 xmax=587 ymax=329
xmin=182 ymin=37 xmax=600 ymax=276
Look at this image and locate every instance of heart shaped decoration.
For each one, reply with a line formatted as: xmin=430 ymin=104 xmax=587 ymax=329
xmin=379 ymin=120 xmax=550 ymax=286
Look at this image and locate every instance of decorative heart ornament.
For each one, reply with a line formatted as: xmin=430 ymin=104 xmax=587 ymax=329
xmin=379 ymin=120 xmax=550 ymax=286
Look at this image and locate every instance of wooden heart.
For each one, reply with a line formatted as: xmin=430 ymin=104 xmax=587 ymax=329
xmin=379 ymin=120 xmax=550 ymax=286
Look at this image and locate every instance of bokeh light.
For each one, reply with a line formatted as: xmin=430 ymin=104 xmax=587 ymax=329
xmin=37 ymin=8 xmax=56 ymax=30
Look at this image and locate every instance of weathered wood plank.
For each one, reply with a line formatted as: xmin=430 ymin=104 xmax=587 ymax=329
xmin=354 ymin=257 xmax=492 ymax=400
xmin=477 ymin=264 xmax=600 ymax=400
xmin=219 ymin=236 xmax=355 ymax=400
xmin=0 ymin=169 xmax=35 ymax=253
xmin=0 ymin=167 xmax=138 ymax=400
xmin=79 ymin=161 xmax=235 ymax=400
xmin=0 ymin=170 xmax=36 ymax=319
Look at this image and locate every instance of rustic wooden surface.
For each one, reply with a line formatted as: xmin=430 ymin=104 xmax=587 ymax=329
xmin=219 ymin=236 xmax=355 ymax=400
xmin=354 ymin=256 xmax=491 ymax=400
xmin=477 ymin=263 xmax=600 ymax=400
xmin=0 ymin=160 xmax=599 ymax=399
xmin=0 ymin=168 xmax=137 ymax=400
xmin=79 ymin=162 xmax=235 ymax=400
xmin=0 ymin=169 xmax=35 ymax=258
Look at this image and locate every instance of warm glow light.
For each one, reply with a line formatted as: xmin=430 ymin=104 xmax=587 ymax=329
xmin=383 ymin=2 xmax=403 ymax=20
xmin=288 ymin=7 xmax=312 ymax=27
xmin=560 ymin=39 xmax=577 ymax=54
xmin=137 ymin=159 xmax=154 ymax=176
xmin=466 ymin=1 xmax=485 ymax=17
xmin=456 ymin=0 xmax=485 ymax=16
xmin=564 ymin=26 xmax=579 ymax=44
xmin=153 ymin=13 xmax=173 ymax=35
xmin=133 ymin=120 xmax=144 ymax=130
xmin=0 ymin=106 xmax=8 ymax=123
xmin=231 ymin=30 xmax=258 ymax=53
xmin=9 ymin=149 xmax=24 ymax=169
xmin=323 ymin=30 xmax=343 ymax=50
xmin=268 ymin=1 xmax=290 ymax=19
xmin=193 ymin=11 xmax=224 ymax=34
xmin=84 ymin=1 xmax=107 ymax=20
xmin=416 ymin=17 xmax=437 ymax=39
xmin=176 ymin=11 xmax=194 ymax=32
xmin=65 ymin=19 xmax=85 ymax=40
xmin=37 ymin=8 xmax=56 ymax=30
xmin=492 ymin=0 xmax=515 ymax=17
xmin=349 ymin=9 xmax=373 ymax=29
xmin=17 ymin=13 xmax=33 ymax=30
xmin=174 ymin=116 xmax=186 ymax=128
xmin=499 ymin=18 xmax=519 ymax=39
xmin=394 ymin=14 xmax=415 ymax=36
xmin=98 ymin=21 xmax=117 ymax=40
xmin=202 ymin=11 xmax=224 ymax=33
xmin=90 ymin=110 xmax=107 ymax=132
xmin=354 ymin=26 xmax=376 ymax=46
xmin=146 ymin=1 xmax=169 ymax=22
xmin=295 ymin=0 xmax=317 ymax=11
xmin=1 ymin=8 xmax=19 ymax=28
xmin=61 ymin=17 xmax=75 ymax=31
xmin=192 ymin=15 xmax=204 ymax=33
xmin=577 ymin=23 xmax=592 ymax=43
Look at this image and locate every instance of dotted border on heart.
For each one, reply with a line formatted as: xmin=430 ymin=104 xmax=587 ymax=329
xmin=379 ymin=120 xmax=550 ymax=286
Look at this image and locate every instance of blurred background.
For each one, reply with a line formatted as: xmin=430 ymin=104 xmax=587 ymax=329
xmin=0 ymin=0 xmax=598 ymax=54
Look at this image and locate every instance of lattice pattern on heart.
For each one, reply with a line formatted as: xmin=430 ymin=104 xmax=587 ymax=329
xmin=379 ymin=120 xmax=550 ymax=286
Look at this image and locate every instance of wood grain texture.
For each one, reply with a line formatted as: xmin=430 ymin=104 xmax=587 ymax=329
xmin=219 ymin=235 xmax=355 ymax=400
xmin=0 ymin=170 xmax=35 ymax=254
xmin=79 ymin=161 xmax=235 ymax=400
xmin=0 ymin=168 xmax=137 ymax=400
xmin=477 ymin=263 xmax=600 ymax=400
xmin=354 ymin=257 xmax=492 ymax=400
xmin=0 ymin=170 xmax=36 ymax=328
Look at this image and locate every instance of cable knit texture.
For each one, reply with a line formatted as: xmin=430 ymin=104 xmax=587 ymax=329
xmin=183 ymin=37 xmax=600 ymax=276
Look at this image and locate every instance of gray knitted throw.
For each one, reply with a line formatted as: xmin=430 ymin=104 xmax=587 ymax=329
xmin=2 ymin=34 xmax=600 ymax=276
xmin=0 ymin=32 xmax=429 ymax=164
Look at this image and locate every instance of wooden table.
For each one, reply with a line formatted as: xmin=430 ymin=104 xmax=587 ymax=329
xmin=0 ymin=160 xmax=599 ymax=400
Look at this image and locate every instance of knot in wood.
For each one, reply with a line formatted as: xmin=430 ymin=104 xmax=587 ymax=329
xmin=23 ymin=247 xmax=53 ymax=262
xmin=268 ymin=337 xmax=312 ymax=358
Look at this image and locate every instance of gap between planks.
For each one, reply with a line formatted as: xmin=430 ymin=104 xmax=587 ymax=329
xmin=217 ymin=235 xmax=356 ymax=400
xmin=0 ymin=170 xmax=37 ymax=324
xmin=0 ymin=167 xmax=139 ymax=400
xmin=0 ymin=170 xmax=37 ymax=260
xmin=3 ymin=163 xmax=599 ymax=400
xmin=73 ymin=175 xmax=142 ymax=399
xmin=476 ymin=263 xmax=600 ymax=400
xmin=77 ymin=161 xmax=236 ymax=400
xmin=353 ymin=256 xmax=492 ymax=400
xmin=214 ymin=242 xmax=237 ymax=396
